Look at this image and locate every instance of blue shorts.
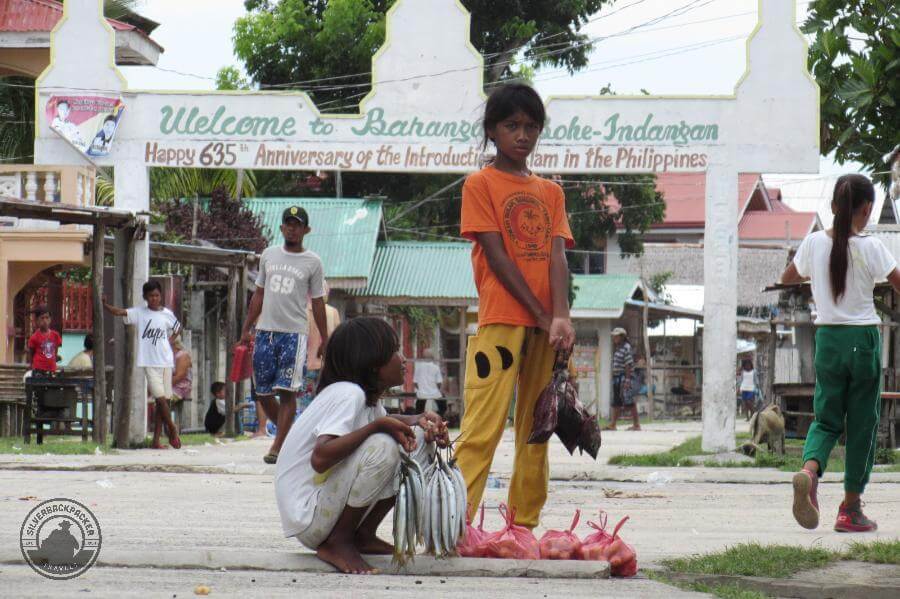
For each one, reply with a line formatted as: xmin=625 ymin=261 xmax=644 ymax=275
xmin=252 ymin=331 xmax=308 ymax=396
xmin=741 ymin=391 xmax=756 ymax=403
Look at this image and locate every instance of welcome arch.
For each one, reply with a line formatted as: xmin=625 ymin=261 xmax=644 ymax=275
xmin=33 ymin=0 xmax=819 ymax=448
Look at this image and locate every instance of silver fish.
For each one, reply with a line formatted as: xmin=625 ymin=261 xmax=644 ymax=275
xmin=396 ymin=483 xmax=408 ymax=562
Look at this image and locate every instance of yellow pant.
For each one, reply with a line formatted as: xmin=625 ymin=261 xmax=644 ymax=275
xmin=455 ymin=324 xmax=556 ymax=529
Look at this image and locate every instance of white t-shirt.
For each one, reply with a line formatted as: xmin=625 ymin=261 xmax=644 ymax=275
xmin=275 ymin=382 xmax=386 ymax=538
xmin=740 ymin=370 xmax=755 ymax=392
xmin=413 ymin=361 xmax=443 ymax=400
xmin=794 ymin=230 xmax=897 ymax=325
xmin=124 ymin=306 xmax=181 ymax=368
xmin=255 ymin=246 xmax=325 ymax=335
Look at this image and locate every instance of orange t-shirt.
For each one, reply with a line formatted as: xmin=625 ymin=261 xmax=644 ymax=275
xmin=461 ymin=166 xmax=574 ymax=327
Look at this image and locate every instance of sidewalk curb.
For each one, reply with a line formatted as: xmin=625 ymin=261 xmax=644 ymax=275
xmin=0 ymin=549 xmax=610 ymax=579
xmin=658 ymin=570 xmax=899 ymax=599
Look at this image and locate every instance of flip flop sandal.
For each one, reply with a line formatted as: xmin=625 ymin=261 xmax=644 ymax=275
xmin=263 ymin=452 xmax=279 ymax=464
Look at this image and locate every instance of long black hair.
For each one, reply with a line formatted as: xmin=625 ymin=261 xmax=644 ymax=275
xmin=830 ymin=173 xmax=876 ymax=301
xmin=481 ymin=83 xmax=546 ymax=151
xmin=316 ymin=317 xmax=400 ymax=405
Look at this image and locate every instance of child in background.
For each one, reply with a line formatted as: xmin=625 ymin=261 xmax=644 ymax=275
xmin=275 ymin=317 xmax=448 ymax=574
xmin=454 ymin=83 xmax=575 ymax=530
xmin=739 ymin=359 xmax=757 ymax=421
xmin=204 ymin=381 xmax=251 ymax=436
xmin=781 ymin=174 xmax=900 ymax=532
xmin=103 ymin=281 xmax=182 ymax=449
xmin=27 ymin=306 xmax=62 ymax=377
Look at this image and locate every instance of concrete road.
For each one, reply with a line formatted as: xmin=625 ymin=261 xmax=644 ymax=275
xmin=0 ymin=565 xmax=708 ymax=598
xmin=1 ymin=421 xmax=898 ymax=597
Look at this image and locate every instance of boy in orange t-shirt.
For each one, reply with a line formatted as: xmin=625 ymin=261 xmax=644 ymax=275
xmin=455 ymin=84 xmax=575 ymax=529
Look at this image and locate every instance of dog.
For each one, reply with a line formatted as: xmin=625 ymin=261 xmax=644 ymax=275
xmin=741 ymin=403 xmax=786 ymax=457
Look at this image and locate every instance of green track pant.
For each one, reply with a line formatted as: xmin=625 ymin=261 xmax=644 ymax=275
xmin=803 ymin=325 xmax=882 ymax=494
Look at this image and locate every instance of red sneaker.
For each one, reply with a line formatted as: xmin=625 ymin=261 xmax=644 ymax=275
xmin=792 ymin=468 xmax=819 ymax=529
xmin=834 ymin=501 xmax=878 ymax=533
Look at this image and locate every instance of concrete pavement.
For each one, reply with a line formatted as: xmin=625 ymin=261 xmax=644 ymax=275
xmin=1 ymin=421 xmax=898 ymax=597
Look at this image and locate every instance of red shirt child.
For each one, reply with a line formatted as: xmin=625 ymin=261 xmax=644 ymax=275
xmin=27 ymin=308 xmax=62 ymax=373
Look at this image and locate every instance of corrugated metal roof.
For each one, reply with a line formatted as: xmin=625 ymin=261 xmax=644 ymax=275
xmin=571 ymin=274 xmax=641 ymax=318
xmin=242 ymin=198 xmax=382 ymax=281
xmin=351 ymin=241 xmax=477 ymax=303
xmin=607 ymin=173 xmax=761 ymax=228
xmin=739 ymin=211 xmax=817 ymax=241
xmin=0 ymin=0 xmax=162 ymax=50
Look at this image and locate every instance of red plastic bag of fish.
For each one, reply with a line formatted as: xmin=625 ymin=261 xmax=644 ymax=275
xmin=457 ymin=503 xmax=493 ymax=558
xmin=539 ymin=509 xmax=582 ymax=560
xmin=483 ymin=504 xmax=540 ymax=560
xmin=578 ymin=513 xmax=638 ymax=577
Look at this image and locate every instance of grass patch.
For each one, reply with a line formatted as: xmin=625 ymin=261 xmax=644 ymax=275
xmin=609 ymin=434 xmax=853 ymax=472
xmin=845 ymin=540 xmax=900 ymax=565
xmin=0 ymin=432 xmax=248 ymax=454
xmin=608 ymin=435 xmax=703 ymax=467
xmin=648 ymin=570 xmax=771 ymax=599
xmin=658 ymin=541 xmax=900 ymax=598
xmin=663 ymin=543 xmax=838 ymax=578
xmin=0 ymin=436 xmax=109 ymax=455
xmin=684 ymin=582 xmax=770 ymax=599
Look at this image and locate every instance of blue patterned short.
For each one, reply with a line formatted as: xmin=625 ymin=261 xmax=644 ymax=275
xmin=252 ymin=330 xmax=307 ymax=395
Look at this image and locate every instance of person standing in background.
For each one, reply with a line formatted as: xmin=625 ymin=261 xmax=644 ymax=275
xmin=103 ymin=281 xmax=182 ymax=449
xmin=414 ymin=348 xmax=444 ymax=415
xmin=27 ymin=306 xmax=62 ymax=377
xmin=605 ymin=327 xmax=640 ymax=431
xmin=239 ymin=206 xmax=330 ymax=464
xmin=171 ymin=337 xmax=193 ymax=407
xmin=300 ymin=284 xmax=341 ymax=414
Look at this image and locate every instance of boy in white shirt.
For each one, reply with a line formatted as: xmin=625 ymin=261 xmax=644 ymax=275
xmin=104 ymin=280 xmax=182 ymax=449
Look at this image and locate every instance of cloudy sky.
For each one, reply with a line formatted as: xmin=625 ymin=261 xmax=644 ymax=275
xmin=119 ymin=0 xmax=855 ymax=176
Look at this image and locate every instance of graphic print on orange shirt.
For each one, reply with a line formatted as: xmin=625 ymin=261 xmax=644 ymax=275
xmin=460 ymin=167 xmax=574 ymax=328
xmin=503 ymin=192 xmax=551 ymax=261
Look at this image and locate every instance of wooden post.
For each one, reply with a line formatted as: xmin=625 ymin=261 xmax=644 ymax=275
xmin=641 ymin=282 xmax=654 ymax=421
xmin=91 ymin=223 xmax=107 ymax=443
xmin=765 ymin=320 xmax=777 ymax=405
xmin=224 ymin=266 xmax=238 ymax=437
xmin=458 ymin=306 xmax=467 ymax=419
xmin=235 ymin=262 xmax=249 ymax=431
xmin=114 ymin=226 xmax=135 ymax=449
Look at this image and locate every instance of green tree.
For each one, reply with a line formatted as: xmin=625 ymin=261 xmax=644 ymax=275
xmin=234 ymin=0 xmax=609 ymax=106
xmin=231 ymin=0 xmax=665 ymax=259
xmin=803 ymin=0 xmax=900 ymax=187
xmin=215 ymin=66 xmax=250 ymax=91
xmin=0 ymin=76 xmax=34 ymax=163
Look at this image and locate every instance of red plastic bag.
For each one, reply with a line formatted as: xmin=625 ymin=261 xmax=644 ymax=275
xmin=539 ymin=509 xmax=582 ymax=560
xmin=457 ymin=503 xmax=492 ymax=558
xmin=229 ymin=342 xmax=253 ymax=382
xmin=579 ymin=511 xmax=613 ymax=549
xmin=579 ymin=513 xmax=638 ymax=577
xmin=483 ymin=504 xmax=540 ymax=560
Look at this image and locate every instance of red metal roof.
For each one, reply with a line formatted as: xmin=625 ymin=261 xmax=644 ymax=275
xmin=0 ymin=0 xmax=161 ymax=49
xmin=608 ymin=172 xmax=762 ymax=229
xmin=738 ymin=212 xmax=817 ymax=241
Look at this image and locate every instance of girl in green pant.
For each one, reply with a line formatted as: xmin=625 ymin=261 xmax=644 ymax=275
xmin=780 ymin=174 xmax=899 ymax=532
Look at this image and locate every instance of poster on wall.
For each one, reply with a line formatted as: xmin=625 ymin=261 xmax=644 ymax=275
xmin=45 ymin=95 xmax=125 ymax=157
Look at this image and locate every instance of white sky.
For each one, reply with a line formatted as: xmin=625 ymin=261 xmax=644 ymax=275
xmin=119 ymin=0 xmax=858 ymax=176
